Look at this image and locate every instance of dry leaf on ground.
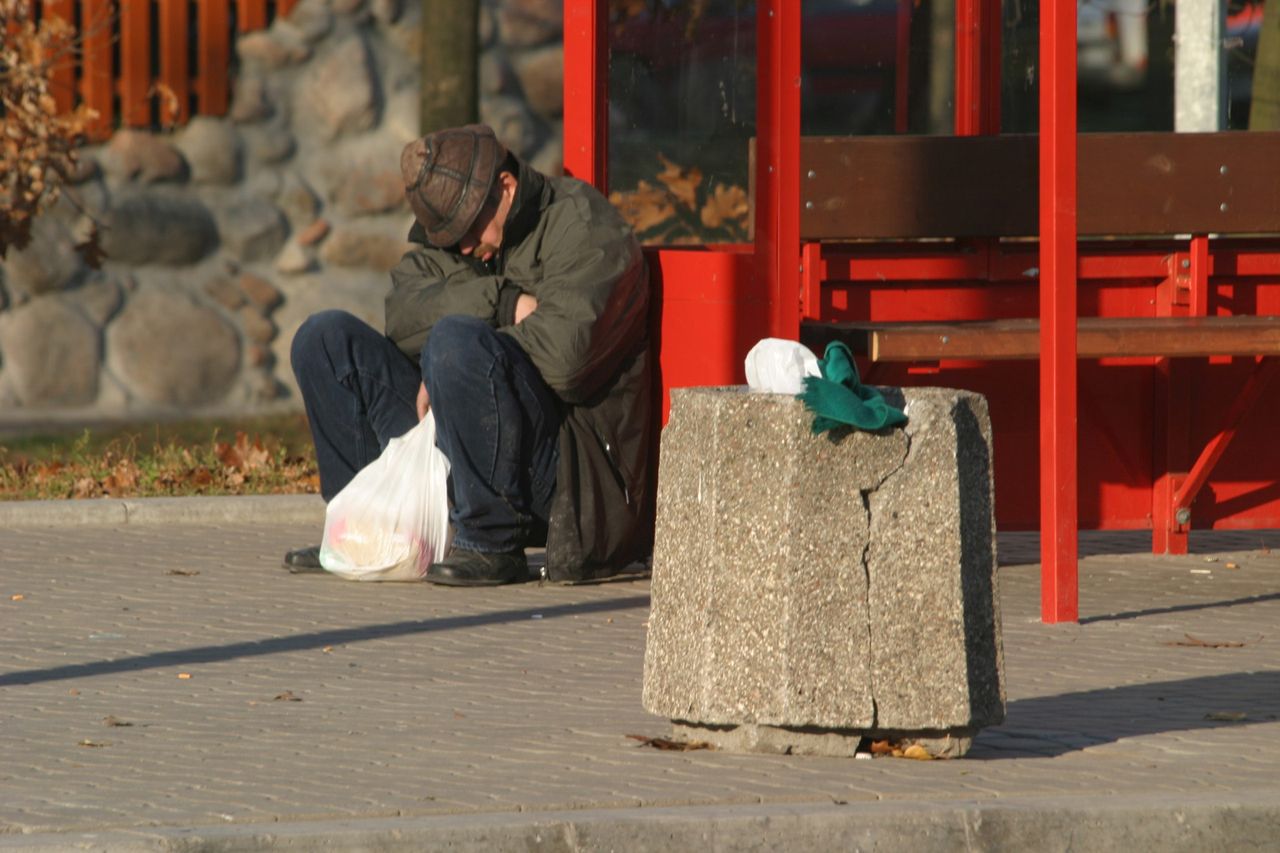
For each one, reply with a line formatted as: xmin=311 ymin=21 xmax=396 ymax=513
xmin=1170 ymin=634 xmax=1247 ymax=648
xmin=216 ymin=432 xmax=271 ymax=472
xmin=901 ymin=744 xmax=935 ymax=760
xmin=626 ymin=734 xmax=712 ymax=751
xmin=868 ymin=739 xmax=937 ymax=759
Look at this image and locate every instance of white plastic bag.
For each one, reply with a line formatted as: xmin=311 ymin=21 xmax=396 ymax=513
xmin=744 ymin=338 xmax=821 ymax=394
xmin=319 ymin=412 xmax=452 ymax=581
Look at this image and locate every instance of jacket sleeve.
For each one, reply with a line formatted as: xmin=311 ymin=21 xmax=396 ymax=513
xmin=384 ymin=247 xmax=521 ymax=359
xmin=501 ymin=190 xmax=648 ymax=405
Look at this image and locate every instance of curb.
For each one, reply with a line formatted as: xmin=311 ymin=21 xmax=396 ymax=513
xmin=3 ymin=793 xmax=1278 ymax=852
xmin=0 ymin=494 xmax=325 ymax=528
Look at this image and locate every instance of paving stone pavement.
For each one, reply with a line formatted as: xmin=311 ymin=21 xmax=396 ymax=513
xmin=2 ymin=508 xmax=1280 ymax=850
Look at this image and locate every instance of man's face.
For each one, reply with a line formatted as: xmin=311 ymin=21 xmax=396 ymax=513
xmin=459 ymin=172 xmax=516 ymax=263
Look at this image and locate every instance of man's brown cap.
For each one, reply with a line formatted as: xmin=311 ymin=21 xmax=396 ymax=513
xmin=401 ymin=124 xmax=507 ymax=248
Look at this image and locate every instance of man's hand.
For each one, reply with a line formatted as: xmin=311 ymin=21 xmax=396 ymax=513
xmin=416 ymin=382 xmax=430 ymax=421
xmin=515 ymin=293 xmax=538 ymax=324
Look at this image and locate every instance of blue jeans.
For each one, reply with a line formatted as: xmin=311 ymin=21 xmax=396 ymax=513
xmin=291 ymin=311 xmax=560 ymax=553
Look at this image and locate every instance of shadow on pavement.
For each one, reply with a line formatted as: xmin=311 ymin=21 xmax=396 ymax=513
xmin=1081 ymin=591 xmax=1280 ymax=623
xmin=971 ymin=669 xmax=1280 ymax=759
xmin=0 ymin=595 xmax=650 ymax=687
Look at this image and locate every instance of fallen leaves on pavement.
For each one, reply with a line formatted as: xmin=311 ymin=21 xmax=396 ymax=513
xmin=1169 ymin=633 xmax=1250 ymax=649
xmin=869 ymin=740 xmax=936 ymax=760
xmin=1204 ymin=711 xmax=1248 ymax=722
xmin=626 ymin=734 xmax=712 ymax=751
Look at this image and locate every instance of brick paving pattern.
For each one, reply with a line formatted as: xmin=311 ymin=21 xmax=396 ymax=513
xmin=2 ymin=523 xmax=1279 ymax=835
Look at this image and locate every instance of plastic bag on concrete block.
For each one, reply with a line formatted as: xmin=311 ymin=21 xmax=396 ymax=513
xmin=745 ymin=338 xmax=821 ymax=394
xmin=319 ymin=412 xmax=452 ymax=581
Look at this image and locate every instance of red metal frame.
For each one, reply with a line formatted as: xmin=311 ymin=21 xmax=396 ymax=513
xmin=756 ymin=1 xmax=802 ymax=341
xmin=1175 ymin=358 xmax=1280 ymax=516
xmin=1039 ymin=0 xmax=1079 ymax=621
xmin=955 ymin=0 xmax=1000 ymax=135
xmin=562 ymin=0 xmax=607 ymax=189
xmin=893 ymin=0 xmax=912 ymax=134
xmin=564 ymin=0 xmax=1280 ymax=623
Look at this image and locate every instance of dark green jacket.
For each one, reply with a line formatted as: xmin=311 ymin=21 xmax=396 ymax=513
xmin=385 ymin=158 xmax=654 ymax=580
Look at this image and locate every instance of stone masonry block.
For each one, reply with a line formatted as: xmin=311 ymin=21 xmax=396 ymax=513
xmin=643 ymin=386 xmax=1004 ymax=745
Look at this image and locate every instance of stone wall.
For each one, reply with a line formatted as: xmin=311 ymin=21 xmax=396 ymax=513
xmin=0 ymin=0 xmax=565 ymax=426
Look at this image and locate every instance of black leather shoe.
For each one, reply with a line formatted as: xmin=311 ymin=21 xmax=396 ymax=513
xmin=426 ymin=548 xmax=528 ymax=587
xmin=282 ymin=545 xmax=325 ymax=574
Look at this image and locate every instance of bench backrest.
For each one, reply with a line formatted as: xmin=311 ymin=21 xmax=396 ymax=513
xmin=767 ymin=132 xmax=1280 ymax=241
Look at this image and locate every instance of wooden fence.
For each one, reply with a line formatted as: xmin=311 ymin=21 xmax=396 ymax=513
xmin=30 ymin=0 xmax=295 ymax=137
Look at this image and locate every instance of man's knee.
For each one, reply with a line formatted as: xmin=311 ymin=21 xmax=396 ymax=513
xmin=422 ymin=315 xmax=494 ymax=379
xmin=292 ymin=309 xmax=357 ymax=357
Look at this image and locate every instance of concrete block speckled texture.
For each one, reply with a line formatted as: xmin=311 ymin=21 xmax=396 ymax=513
xmin=642 ymin=386 xmax=1004 ymax=748
xmin=867 ymin=388 xmax=1006 ymax=731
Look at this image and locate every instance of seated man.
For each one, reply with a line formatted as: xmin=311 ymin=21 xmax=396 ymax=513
xmin=285 ymin=123 xmax=654 ymax=585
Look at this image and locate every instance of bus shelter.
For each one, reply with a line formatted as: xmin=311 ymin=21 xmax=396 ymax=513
xmin=562 ymin=0 xmax=1280 ymax=623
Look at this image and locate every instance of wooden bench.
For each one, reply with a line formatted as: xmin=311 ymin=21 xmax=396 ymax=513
xmin=802 ymin=316 xmax=1280 ymax=363
xmin=759 ymin=130 xmax=1280 ymax=367
xmin=784 ymin=130 xmax=1280 ymax=373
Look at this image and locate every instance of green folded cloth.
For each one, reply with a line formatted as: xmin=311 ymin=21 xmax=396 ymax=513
xmin=797 ymin=341 xmax=908 ymax=434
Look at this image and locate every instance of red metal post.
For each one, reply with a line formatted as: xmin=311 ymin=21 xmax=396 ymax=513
xmin=955 ymin=0 xmax=981 ymax=135
xmin=956 ymin=0 xmax=1001 ymax=135
xmin=562 ymin=0 xmax=607 ymax=189
xmin=983 ymin=0 xmax=1002 ymax=132
xmin=1039 ymin=0 xmax=1079 ymax=622
xmin=756 ymin=1 xmax=802 ymax=341
xmin=1189 ymin=235 xmax=1211 ymax=316
xmin=801 ymin=242 xmax=823 ymax=321
xmin=894 ymin=0 xmax=912 ymax=134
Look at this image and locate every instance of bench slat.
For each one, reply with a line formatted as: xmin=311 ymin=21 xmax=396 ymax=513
xmin=793 ymin=132 xmax=1280 ymax=240
xmin=801 ymin=316 xmax=1280 ymax=362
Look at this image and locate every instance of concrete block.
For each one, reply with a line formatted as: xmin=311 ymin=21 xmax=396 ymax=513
xmin=642 ymin=386 xmax=1004 ymax=752
xmin=867 ymin=388 xmax=1006 ymax=731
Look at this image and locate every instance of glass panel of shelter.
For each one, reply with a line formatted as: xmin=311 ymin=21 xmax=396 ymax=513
xmin=607 ymin=0 xmax=758 ymax=246
xmin=606 ymin=0 xmax=1275 ymax=244
xmin=606 ymin=0 xmax=953 ymax=245
xmin=1004 ymin=0 xmax=1269 ymax=133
